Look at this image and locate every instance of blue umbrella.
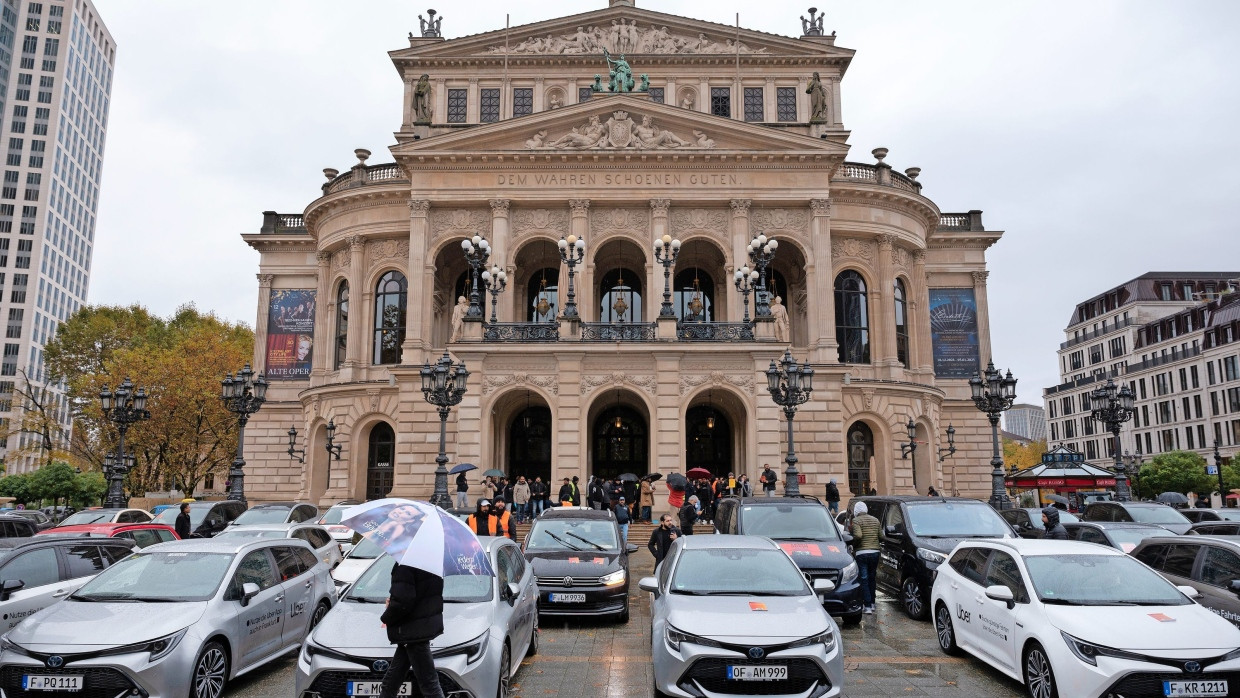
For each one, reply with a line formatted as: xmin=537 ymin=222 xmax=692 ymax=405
xmin=341 ymin=499 xmax=493 ymax=577
xmin=449 ymin=463 xmax=478 ymax=475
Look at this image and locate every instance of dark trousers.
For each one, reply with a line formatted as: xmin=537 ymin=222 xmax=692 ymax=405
xmin=379 ymin=641 xmax=443 ymax=698
xmin=856 ymin=551 xmax=880 ymax=607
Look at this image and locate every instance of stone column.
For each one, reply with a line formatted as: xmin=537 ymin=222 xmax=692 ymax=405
xmin=401 ymin=74 xmax=415 ymax=128
xmin=534 ymin=77 xmax=545 ymax=111
xmin=467 ymin=78 xmax=480 ymax=123
xmin=764 ymin=78 xmax=776 ymax=122
xmin=665 ymin=78 xmax=677 ymax=106
xmin=875 ymin=235 xmax=898 ymax=370
xmin=404 ymin=200 xmax=431 ymax=361
xmin=568 ymin=77 xmax=579 ymax=104
xmin=254 ymin=274 xmax=274 ymax=371
xmin=797 ymin=75 xmax=809 ymax=124
xmin=489 ymin=199 xmax=511 ymax=322
xmin=312 ymin=252 xmax=332 ymax=380
xmin=568 ymin=199 xmax=591 ymax=323
xmin=911 ymin=251 xmax=933 ymax=376
xmin=698 ymin=77 xmax=710 ymax=113
xmin=434 ymin=78 xmax=447 ymax=123
xmin=809 ymin=199 xmax=836 ymax=361
xmin=973 ymin=270 xmax=993 ymax=365
xmin=345 ymin=236 xmax=367 ymax=366
xmin=650 ymin=199 xmax=670 ymax=334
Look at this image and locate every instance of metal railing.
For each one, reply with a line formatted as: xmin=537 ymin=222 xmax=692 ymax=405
xmin=676 ymin=321 xmax=755 ymax=342
xmin=483 ymin=322 xmax=560 ymax=342
xmin=580 ymin=322 xmax=658 ymax=342
xmin=326 ymin=163 xmax=408 ymax=194
xmin=1060 ymin=317 xmax=1138 ymax=350
xmin=259 ymin=212 xmax=306 ymax=234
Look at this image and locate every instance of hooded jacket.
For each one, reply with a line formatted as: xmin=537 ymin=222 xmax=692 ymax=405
xmin=381 ymin=563 xmax=445 ymax=644
xmin=1042 ymin=506 xmax=1068 ymax=540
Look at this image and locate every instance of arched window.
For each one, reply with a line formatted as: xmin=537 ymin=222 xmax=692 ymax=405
xmin=527 ymin=268 xmax=559 ymax=322
xmin=846 ymin=422 xmax=874 ymax=496
xmin=373 ymin=271 xmax=407 ymax=365
xmin=599 ymin=268 xmax=642 ymax=323
xmin=834 ymin=271 xmax=870 ymax=364
xmin=366 ymin=422 xmax=396 ymax=501
xmin=673 ymin=269 xmax=713 ymax=322
xmin=334 ymin=281 xmax=349 ymax=369
xmin=894 ymin=278 xmax=909 ymax=368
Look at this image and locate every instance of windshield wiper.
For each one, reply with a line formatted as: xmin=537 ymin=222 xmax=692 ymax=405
xmin=670 ymin=589 xmax=713 ymax=595
xmin=564 ymin=532 xmax=607 ymax=551
xmin=71 ymin=592 xmax=136 ymax=601
xmin=543 ymin=530 xmax=583 ymax=551
xmin=131 ymin=597 xmax=185 ymax=603
xmin=778 ymin=536 xmax=833 ymax=542
xmin=748 ymin=591 xmax=799 ymax=596
xmin=349 ymin=597 xmax=385 ymax=604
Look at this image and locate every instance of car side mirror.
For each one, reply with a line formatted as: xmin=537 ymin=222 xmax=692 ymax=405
xmin=841 ymin=532 xmax=854 ymax=544
xmin=1230 ymin=580 xmax=1240 ymax=597
xmin=985 ymin=584 xmax=1016 ymax=609
xmin=505 ymin=582 xmax=520 ymax=605
xmin=1179 ymin=585 xmax=1204 ymax=600
xmin=240 ymin=582 xmax=261 ymax=607
xmin=626 ymin=544 xmax=638 ymax=554
xmin=638 ymin=576 xmax=658 ymax=595
xmin=1 ymin=579 xmax=23 ymax=601
xmin=884 ymin=523 xmax=904 ymax=537
xmin=813 ymin=578 xmax=835 ymax=593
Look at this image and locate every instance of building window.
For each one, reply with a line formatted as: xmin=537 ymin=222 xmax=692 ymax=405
xmin=743 ymin=87 xmax=763 ymax=122
xmin=480 ymin=88 xmax=500 ymax=123
xmin=894 ymin=278 xmax=909 ymax=368
xmin=1225 ymin=356 xmax=1239 ymax=381
xmin=527 ymin=269 xmax=559 ymax=322
xmin=647 ymin=87 xmax=664 ymax=104
xmin=710 ymin=87 xmax=730 ymax=117
xmin=776 ymin=86 xmax=797 ymax=122
xmin=834 ymin=270 xmax=869 ymax=364
xmin=372 ymin=271 xmax=407 ymax=365
xmin=1160 ymin=283 xmax=1172 ymax=301
xmin=334 ymin=281 xmax=348 ymax=369
xmin=512 ymin=88 xmax=533 ymax=117
xmin=446 ymin=88 xmax=467 ymax=123
xmin=578 ymin=87 xmax=592 ymax=103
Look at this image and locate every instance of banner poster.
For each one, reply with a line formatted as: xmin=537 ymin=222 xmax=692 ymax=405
xmin=265 ymin=289 xmax=316 ymax=380
xmin=928 ymin=288 xmax=981 ymax=378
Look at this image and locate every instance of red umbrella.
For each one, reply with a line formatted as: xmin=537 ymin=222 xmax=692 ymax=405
xmin=686 ymin=468 xmax=712 ymax=480
xmin=1227 ymin=493 xmax=1240 ymax=500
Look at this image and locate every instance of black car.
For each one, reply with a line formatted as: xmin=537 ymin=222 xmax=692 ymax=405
xmin=1190 ymin=522 xmax=1240 ymax=536
xmin=714 ymin=496 xmax=864 ymax=624
xmin=0 ymin=513 xmax=38 ymax=538
xmin=1132 ymin=535 xmax=1240 ymax=628
xmin=231 ymin=501 xmax=319 ymax=526
xmin=1182 ymin=508 xmax=1240 ymax=524
xmin=841 ymin=496 xmax=1016 ymax=620
xmin=149 ymin=500 xmax=247 ymax=538
xmin=7 ymin=511 xmax=53 ymax=531
xmin=999 ymin=507 xmax=1080 ymax=539
xmin=522 ymin=507 xmax=635 ymax=622
xmin=1061 ymin=521 xmax=1170 ymax=553
xmin=1082 ymin=501 xmax=1193 ymax=534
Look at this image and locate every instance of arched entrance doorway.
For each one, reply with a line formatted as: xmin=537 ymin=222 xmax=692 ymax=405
xmin=591 ymin=405 xmax=648 ymax=481
xmin=846 ymin=422 xmax=874 ymax=496
xmin=508 ymin=405 xmax=552 ymax=483
xmin=366 ymin=423 xmax=395 ymax=501
xmin=685 ymin=405 xmax=731 ymax=475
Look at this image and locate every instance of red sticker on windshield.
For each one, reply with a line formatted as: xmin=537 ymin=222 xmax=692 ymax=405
xmin=778 ymin=542 xmax=823 ymax=557
xmin=749 ymin=602 xmax=768 ymax=611
xmin=567 ymin=557 xmax=580 ymax=563
xmin=593 ymin=557 xmax=605 ymax=564
xmin=826 ymin=545 xmax=841 ymax=553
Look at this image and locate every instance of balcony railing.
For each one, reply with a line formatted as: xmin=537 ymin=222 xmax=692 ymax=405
xmin=325 ymin=163 xmax=409 ymax=194
xmin=677 ymin=321 xmax=755 ymax=342
xmin=580 ymin=322 xmax=658 ymax=342
xmin=259 ymin=212 xmax=306 ymax=234
xmin=1060 ymin=317 xmax=1138 ymax=350
xmin=483 ymin=322 xmax=560 ymax=342
xmin=938 ymin=211 xmax=985 ymax=231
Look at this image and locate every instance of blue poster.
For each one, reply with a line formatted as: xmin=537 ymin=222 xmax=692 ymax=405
xmin=929 ymin=288 xmax=980 ymax=378
xmin=265 ymin=289 xmax=316 ymax=380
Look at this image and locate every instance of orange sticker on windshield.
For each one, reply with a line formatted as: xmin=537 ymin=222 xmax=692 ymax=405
xmin=1148 ymin=613 xmax=1176 ymax=622
xmin=826 ymin=545 xmax=841 ymax=553
xmin=779 ymin=542 xmax=823 ymax=557
xmin=567 ymin=557 xmax=580 ymax=563
xmin=749 ymin=602 xmax=768 ymax=611
xmin=593 ymin=557 xmax=605 ymax=564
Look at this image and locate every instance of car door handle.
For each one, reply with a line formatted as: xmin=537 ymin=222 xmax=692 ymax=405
xmin=51 ymin=589 xmax=69 ymax=598
xmin=273 ymin=595 xmax=284 ymax=603
xmin=975 ymin=596 xmax=985 ymax=604
xmin=304 ymin=581 xmax=312 ymax=589
xmin=950 ymin=583 xmax=959 ymax=590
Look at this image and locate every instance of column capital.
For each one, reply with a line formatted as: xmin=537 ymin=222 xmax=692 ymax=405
xmin=649 ymin=199 xmax=671 ymax=216
xmin=316 ymin=251 xmax=331 ymax=266
xmin=408 ymin=199 xmax=431 ymax=214
xmin=809 ymin=198 xmax=831 ymax=217
xmin=489 ymin=198 xmax=511 ymax=215
xmin=569 ymin=199 xmax=591 ymax=215
xmin=876 ymin=233 xmax=896 ymax=250
xmin=349 ymin=235 xmax=366 ymax=250
xmin=257 ymin=274 xmax=275 ymax=288
xmin=729 ymin=199 xmax=751 ymax=217
xmin=534 ymin=76 xmax=545 ymax=85
xmin=972 ymin=270 xmax=990 ymax=286
xmin=912 ymin=249 xmax=926 ymax=264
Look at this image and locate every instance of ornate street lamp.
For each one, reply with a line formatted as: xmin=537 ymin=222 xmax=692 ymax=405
xmin=900 ymin=418 xmax=918 ymax=459
xmin=461 ymin=235 xmax=491 ymax=319
xmin=219 ymin=364 xmax=269 ymax=505
xmin=482 ymin=264 xmax=508 ymax=324
xmin=1124 ymin=451 xmax=1143 ymax=498
xmin=286 ymin=426 xmax=306 ymax=463
xmin=325 ymin=419 xmax=343 ymax=460
xmin=421 ymin=350 xmax=470 ymax=509
xmin=557 ymin=234 xmax=586 ymax=318
xmin=1089 ymin=377 xmax=1136 ymax=501
xmin=99 ymin=376 xmax=151 ymax=508
xmin=766 ymin=349 xmax=814 ymax=497
xmin=653 ymin=234 xmax=681 ymax=317
xmin=969 ymin=360 xmax=1018 ymax=510
xmin=747 ymin=234 xmax=778 ymax=317
xmin=938 ymin=424 xmax=958 ymax=495
xmin=1214 ymin=440 xmax=1227 ymax=506
xmin=733 ymin=265 xmax=760 ymax=323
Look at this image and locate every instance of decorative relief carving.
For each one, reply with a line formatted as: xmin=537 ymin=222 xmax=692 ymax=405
xmin=511 ymin=208 xmax=569 ymax=240
xmin=649 ymin=199 xmax=671 ymax=216
xmin=330 ymin=248 xmax=350 ymax=273
xmin=580 ymin=372 xmax=656 ymax=396
xmin=348 ymin=235 xmax=366 ymax=250
xmin=488 ymin=23 xmax=770 ymax=55
xmin=257 ymin=274 xmax=274 ymax=287
xmin=408 ymin=199 xmax=431 ymax=214
xmin=912 ymin=250 xmax=926 ymax=265
xmin=729 ymin=199 xmax=752 ymax=217
xmin=482 ymin=373 xmax=560 ymax=396
xmin=810 ymin=199 xmax=832 ymax=217
xmin=590 ymin=207 xmax=650 ymax=237
xmin=316 ymin=251 xmax=331 ymax=265
xmin=532 ymin=111 xmax=712 ymax=150
xmin=750 ymin=208 xmax=809 ymax=245
xmin=891 ymin=246 xmax=910 ymax=270
xmin=489 ymin=199 xmax=511 ymax=215
xmin=430 ymin=209 xmax=490 ymax=244
xmin=679 ymin=372 xmax=755 ymax=396
xmin=876 ymin=234 xmax=896 ymax=250
xmin=669 ymin=208 xmax=729 ymax=246
xmin=367 ymin=239 xmax=411 ymax=270
xmin=861 ymin=389 xmax=875 ymax=410
xmin=972 ymin=270 xmax=990 ymax=285
xmin=831 ymin=238 xmax=876 ymax=261
xmin=569 ymin=199 xmax=591 ymax=215
xmin=367 ymin=389 xmax=381 ymax=412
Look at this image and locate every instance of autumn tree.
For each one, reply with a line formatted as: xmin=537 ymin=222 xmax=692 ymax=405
xmin=1002 ymin=438 xmax=1048 ymax=472
xmin=0 ymin=369 xmax=74 ymax=467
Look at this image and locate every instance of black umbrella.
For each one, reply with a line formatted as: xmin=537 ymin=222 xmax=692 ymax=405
xmin=449 ymin=463 xmax=477 ymax=475
xmin=1045 ymin=494 xmax=1070 ymax=505
xmin=666 ymin=472 xmax=688 ymax=490
xmin=1156 ymin=492 xmax=1189 ymax=505
xmin=618 ymin=473 xmax=639 ymax=482
xmin=644 ymin=473 xmax=663 ymax=482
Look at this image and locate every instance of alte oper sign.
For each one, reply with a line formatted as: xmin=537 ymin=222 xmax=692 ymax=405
xmin=495 ymin=172 xmax=744 ymax=187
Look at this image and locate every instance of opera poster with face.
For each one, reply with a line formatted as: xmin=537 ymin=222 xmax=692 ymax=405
xmin=265 ymin=289 xmax=316 ymax=380
xmin=929 ymin=288 xmax=981 ymax=379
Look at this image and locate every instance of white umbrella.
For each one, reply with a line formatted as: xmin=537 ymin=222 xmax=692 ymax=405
xmin=341 ymin=498 xmax=493 ymax=577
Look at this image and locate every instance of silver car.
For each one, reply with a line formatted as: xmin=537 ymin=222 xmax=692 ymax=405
xmin=0 ymin=537 xmax=336 ymax=698
xmin=297 ymin=536 xmax=537 ymax=698
xmin=330 ymin=535 xmax=384 ymax=594
xmin=215 ymin=522 xmax=344 ymax=569
xmin=640 ymin=535 xmax=844 ymax=698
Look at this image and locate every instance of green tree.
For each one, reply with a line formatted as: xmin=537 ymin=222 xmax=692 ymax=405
xmin=70 ymin=470 xmax=106 ymax=508
xmin=0 ymin=472 xmax=33 ymax=505
xmin=28 ymin=462 xmax=79 ymax=512
xmin=1136 ymin=451 xmax=1213 ymax=498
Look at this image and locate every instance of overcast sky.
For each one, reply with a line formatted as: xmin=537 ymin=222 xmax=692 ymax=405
xmin=89 ymin=0 xmax=1240 ymax=405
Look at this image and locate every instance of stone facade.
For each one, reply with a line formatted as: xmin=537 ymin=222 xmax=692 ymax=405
xmin=242 ymin=2 xmax=1005 ymax=505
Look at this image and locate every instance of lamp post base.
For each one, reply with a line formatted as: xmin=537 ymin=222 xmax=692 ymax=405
xmin=227 ymin=458 xmax=247 ymax=505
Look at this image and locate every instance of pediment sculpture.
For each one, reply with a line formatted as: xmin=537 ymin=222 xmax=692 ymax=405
xmin=528 ymin=111 xmax=715 ymax=150
xmin=489 ymin=21 xmax=769 ymax=55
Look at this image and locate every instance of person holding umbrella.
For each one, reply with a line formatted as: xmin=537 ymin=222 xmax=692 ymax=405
xmin=450 ymin=463 xmax=476 ymax=510
xmin=379 ymin=557 xmax=446 ymax=698
xmin=639 ymin=477 xmax=655 ymax=523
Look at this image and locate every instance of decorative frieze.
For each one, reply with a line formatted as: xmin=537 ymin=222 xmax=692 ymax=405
xmin=669 ymin=208 xmax=729 ymax=247
xmin=429 ymin=209 xmax=491 ymax=244
xmin=831 ymin=237 xmax=876 ymax=261
xmin=367 ymin=239 xmax=411 ymax=271
xmin=488 ymin=25 xmax=770 ymax=55
xmin=482 ymin=373 xmax=560 ymax=396
xmin=511 ymin=208 xmax=569 ymax=240
xmin=331 ymin=248 xmax=350 ymax=273
xmin=750 ymin=208 xmax=809 ymax=247
xmin=679 ymin=371 xmax=755 ymax=396
xmin=580 ymin=372 xmax=657 ymax=396
xmin=590 ymin=207 xmax=650 ymax=237
xmin=529 ymin=111 xmax=714 ymax=150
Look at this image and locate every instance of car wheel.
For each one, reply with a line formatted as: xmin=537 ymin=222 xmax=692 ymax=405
xmin=191 ymin=641 xmax=229 ymax=698
xmin=309 ymin=600 xmax=330 ymax=632
xmin=934 ymin=603 xmax=961 ymax=656
xmin=617 ymin=602 xmax=630 ymax=624
xmin=496 ymin=642 xmax=512 ymax=698
xmin=841 ymin=612 xmax=862 ymax=626
xmin=527 ymin=617 xmax=539 ymax=657
xmin=901 ymin=576 xmax=928 ymax=620
xmin=1023 ymin=642 xmax=1059 ymax=698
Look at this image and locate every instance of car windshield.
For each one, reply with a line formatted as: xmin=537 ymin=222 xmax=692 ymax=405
xmin=346 ymin=537 xmax=384 ymax=559
xmin=905 ymin=502 xmax=1012 ymax=538
xmin=1025 ymin=554 xmax=1189 ymax=606
xmin=1056 ymin=510 xmax=1080 ymax=523
xmin=72 ymin=552 xmax=233 ymax=602
xmin=320 ymin=507 xmax=349 ymax=525
xmin=1128 ymin=506 xmax=1191 ymax=525
xmin=741 ymin=504 xmax=841 ymax=540
xmin=1107 ymin=527 xmax=1172 ymax=553
xmin=58 ymin=511 xmax=116 ymax=525
xmin=348 ymin=555 xmax=493 ymax=603
xmin=1214 ymin=511 xmax=1240 ymax=522
xmin=152 ymin=508 xmax=209 ymax=527
xmin=214 ymin=529 xmax=286 ymax=540
xmin=526 ymin=519 xmax=619 ymax=551
xmin=671 ymin=548 xmax=808 ymax=596
xmin=232 ymin=508 xmax=291 ymax=525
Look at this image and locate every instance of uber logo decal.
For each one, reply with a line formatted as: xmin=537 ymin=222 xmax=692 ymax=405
xmin=956 ymin=604 xmax=971 ymax=623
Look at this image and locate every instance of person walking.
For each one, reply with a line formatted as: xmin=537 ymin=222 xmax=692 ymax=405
xmin=530 ymin=477 xmax=547 ymax=517
xmin=825 ymin=478 xmax=841 ymax=516
xmin=378 ymin=562 xmax=445 ymax=698
xmin=587 ymin=477 xmax=606 ymax=510
xmin=639 ymin=478 xmax=655 ymax=522
xmin=647 ymin=514 xmax=682 ymax=567
xmin=1041 ymin=506 xmax=1067 ymax=540
xmin=513 ymin=477 xmax=531 ymax=523
xmin=614 ymin=496 xmax=631 ymax=545
xmin=850 ymin=501 xmax=882 ymax=614
xmin=492 ymin=499 xmax=517 ymax=540
xmin=558 ymin=477 xmax=574 ymax=507
xmin=455 ymin=472 xmax=469 ymax=509
xmin=482 ymin=477 xmax=497 ymax=503
xmin=761 ymin=465 xmax=778 ymax=496
xmin=570 ymin=476 xmax=582 ymax=506
xmin=679 ymin=495 xmax=699 ymax=535
xmin=667 ymin=481 xmax=685 ymax=520
xmin=739 ymin=474 xmax=752 ymax=497
xmin=174 ymin=503 xmax=192 ymax=540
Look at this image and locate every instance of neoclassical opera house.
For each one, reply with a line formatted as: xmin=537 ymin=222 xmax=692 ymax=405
xmin=241 ymin=1 xmax=1005 ymax=505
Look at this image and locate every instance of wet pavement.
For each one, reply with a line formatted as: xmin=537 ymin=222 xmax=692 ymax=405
xmin=230 ymin=525 xmax=1025 ymax=697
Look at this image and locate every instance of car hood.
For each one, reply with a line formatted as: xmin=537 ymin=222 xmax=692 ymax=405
xmin=1149 ymin=523 xmax=1192 ymax=535
xmin=772 ymin=539 xmax=852 ymax=570
xmin=10 ymin=601 xmax=208 ymax=650
xmin=332 ymin=558 xmax=377 ymax=585
xmin=1045 ymin=603 xmax=1240 ymax=651
xmin=311 ymin=598 xmax=494 ymax=654
xmin=916 ymin=536 xmax=1007 ymax=554
xmin=526 ymin=550 xmax=622 ymax=577
xmin=666 ymin=594 xmax=829 ymax=642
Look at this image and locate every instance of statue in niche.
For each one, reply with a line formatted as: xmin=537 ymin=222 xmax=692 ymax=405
xmin=807 ymin=72 xmax=829 ymax=123
xmin=450 ymin=296 xmax=468 ymax=342
xmin=680 ymin=95 xmax=694 ymax=110
xmin=549 ymin=93 xmax=562 ymax=109
xmin=771 ymin=295 xmax=791 ymax=343
xmin=413 ymin=74 xmax=433 ymax=124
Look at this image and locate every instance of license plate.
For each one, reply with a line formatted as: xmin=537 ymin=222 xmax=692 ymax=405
xmin=727 ymin=665 xmax=787 ymax=681
xmin=1165 ymin=680 xmax=1229 ymax=697
xmin=347 ymin=681 xmax=410 ymax=696
xmin=22 ymin=675 xmax=83 ymax=692
xmin=549 ymin=593 xmax=586 ymax=603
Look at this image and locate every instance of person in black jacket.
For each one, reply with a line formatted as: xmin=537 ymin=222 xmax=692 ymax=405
xmin=174 ymin=503 xmax=192 ymax=539
xmin=647 ymin=514 xmax=682 ymax=567
xmin=1041 ymin=506 xmax=1067 ymax=540
xmin=678 ymin=496 xmax=699 ymax=535
xmin=378 ymin=563 xmax=445 ymax=698
xmin=825 ymin=478 xmax=841 ymax=516
xmin=558 ymin=477 xmax=574 ymax=507
xmin=455 ymin=472 xmax=469 ymax=509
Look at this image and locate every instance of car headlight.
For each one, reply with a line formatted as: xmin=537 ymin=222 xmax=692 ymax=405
xmin=1061 ymin=631 xmax=1146 ymax=667
xmin=916 ymin=549 xmax=946 ymax=565
xmin=788 ymin=628 xmax=836 ymax=653
xmin=840 ymin=561 xmax=858 ymax=584
xmin=433 ymin=631 xmax=488 ymax=664
xmin=301 ymin=637 xmax=358 ymax=665
xmin=664 ymin=625 xmax=721 ymax=653
xmin=98 ymin=628 xmax=188 ymax=662
xmin=0 ymin=633 xmax=27 ymax=656
xmin=600 ymin=570 xmax=626 ymax=587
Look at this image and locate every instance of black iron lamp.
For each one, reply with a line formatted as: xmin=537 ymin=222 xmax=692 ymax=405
xmin=766 ymin=349 xmax=814 ymax=496
xmin=1089 ymin=377 xmax=1136 ymax=501
xmin=900 ymin=418 xmax=917 ymax=459
xmin=969 ymin=360 xmax=1017 ymax=510
xmin=324 ymin=419 xmax=343 ymax=460
xmin=100 ymin=376 xmax=152 ymax=508
xmin=287 ymin=426 xmax=306 ymax=463
xmin=421 ymin=350 xmax=470 ymax=508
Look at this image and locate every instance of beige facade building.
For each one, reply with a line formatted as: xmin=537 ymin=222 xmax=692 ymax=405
xmin=241 ymin=1 xmax=1006 ymax=505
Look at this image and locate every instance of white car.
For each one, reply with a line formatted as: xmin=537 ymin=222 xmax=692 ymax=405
xmin=316 ymin=502 xmax=361 ymax=554
xmin=329 ymin=535 xmax=384 ymax=593
xmin=931 ymin=538 xmax=1240 ymax=698
xmin=214 ymin=522 xmax=343 ymax=569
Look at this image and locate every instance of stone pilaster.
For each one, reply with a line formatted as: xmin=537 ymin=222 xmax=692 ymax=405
xmin=729 ymin=199 xmax=754 ymax=323
xmin=876 ymin=234 xmax=898 ymax=372
xmin=254 ymin=274 xmax=274 ymax=371
xmin=808 ymin=198 xmax=835 ymax=361
xmin=467 ymin=77 xmax=479 ymax=123
xmin=404 ymin=200 xmax=431 ymax=362
xmin=345 ymin=236 xmax=367 ymax=367
xmin=401 ymin=73 xmax=415 ymax=128
xmin=434 ymin=78 xmax=447 ymax=123
xmin=533 ymin=77 xmax=545 ymax=111
xmin=972 ymin=270 xmax=993 ymax=367
xmin=489 ymin=199 xmax=511 ymax=322
xmin=650 ymin=198 xmax=670 ymax=327
xmin=698 ymin=76 xmax=710 ymax=113
xmin=911 ymin=251 xmax=933 ymax=376
xmin=568 ymin=199 xmax=591 ymax=320
xmin=763 ymin=77 xmax=776 ymax=122
xmin=311 ymin=252 xmax=331 ymax=380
